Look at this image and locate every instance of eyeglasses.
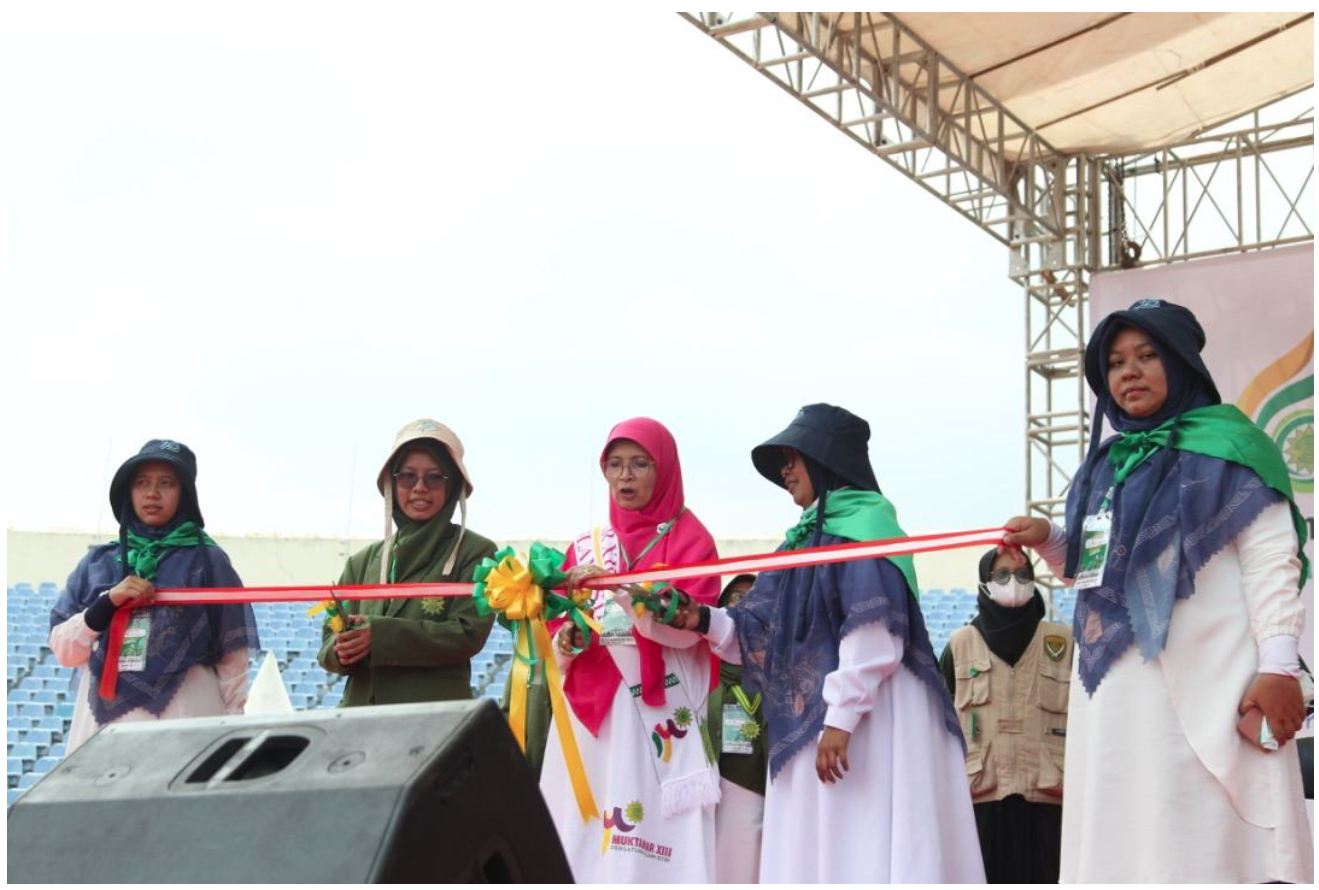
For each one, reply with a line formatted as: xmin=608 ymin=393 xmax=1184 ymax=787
xmin=990 ymin=568 xmax=1033 ymax=585
xmin=394 ymin=471 xmax=449 ymax=490
xmin=604 ymin=458 xmax=655 ymax=477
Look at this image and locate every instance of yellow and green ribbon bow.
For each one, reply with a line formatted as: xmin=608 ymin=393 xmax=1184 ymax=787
xmin=473 ymin=543 xmax=601 ymax=823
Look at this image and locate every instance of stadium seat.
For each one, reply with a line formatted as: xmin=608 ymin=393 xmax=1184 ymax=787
xmin=9 ymin=743 xmax=37 ymax=763
xmin=7 ymin=789 xmax=25 ymax=807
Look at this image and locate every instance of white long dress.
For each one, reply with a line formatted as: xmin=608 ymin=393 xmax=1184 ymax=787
xmin=49 ymin=611 xmax=249 ymax=753
xmin=539 ymin=596 xmax=718 ymax=883
xmin=1038 ymin=500 xmax=1313 ymax=883
xmin=707 ymin=611 xmax=986 ymax=883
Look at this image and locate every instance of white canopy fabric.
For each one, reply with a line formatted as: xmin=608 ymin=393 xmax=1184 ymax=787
xmin=776 ymin=12 xmax=1313 ymax=156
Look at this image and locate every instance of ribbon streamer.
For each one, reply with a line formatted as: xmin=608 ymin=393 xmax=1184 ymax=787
xmin=98 ymin=604 xmax=136 ymax=701
xmin=473 ymin=544 xmax=601 ymax=823
xmin=95 ymin=527 xmax=1006 ymax=707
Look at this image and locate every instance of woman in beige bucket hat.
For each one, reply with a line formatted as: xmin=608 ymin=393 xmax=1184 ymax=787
xmin=317 ymin=419 xmax=499 ymax=705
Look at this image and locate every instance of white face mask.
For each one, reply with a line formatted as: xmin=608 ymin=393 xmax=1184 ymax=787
xmin=986 ymin=578 xmax=1035 ymax=608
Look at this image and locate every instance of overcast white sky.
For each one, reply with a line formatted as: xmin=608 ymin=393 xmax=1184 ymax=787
xmin=7 ymin=5 xmax=1025 ymax=543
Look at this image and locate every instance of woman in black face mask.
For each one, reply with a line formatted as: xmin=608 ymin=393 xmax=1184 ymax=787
xmin=939 ymin=547 xmax=1073 ymax=883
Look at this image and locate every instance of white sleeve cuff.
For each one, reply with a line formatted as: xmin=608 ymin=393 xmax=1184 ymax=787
xmin=1257 ymin=634 xmax=1301 ymax=678
xmin=824 ymin=704 xmax=862 ymax=734
xmin=1034 ymin=522 xmax=1071 ymax=582
xmin=704 ymin=607 xmax=742 ymax=664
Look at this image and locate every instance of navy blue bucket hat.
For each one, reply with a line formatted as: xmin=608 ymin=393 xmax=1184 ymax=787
xmin=751 ymin=403 xmax=881 ymax=493
xmin=108 ymin=439 xmax=204 ymax=526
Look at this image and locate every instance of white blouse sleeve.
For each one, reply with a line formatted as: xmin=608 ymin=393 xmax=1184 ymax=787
xmin=49 ymin=611 xmax=100 ymax=668
xmin=1236 ymin=500 xmax=1304 ymax=671
xmin=1033 ymin=521 xmax=1073 ymax=586
xmin=704 ymin=607 xmax=741 ymax=664
xmin=823 ymin=622 xmax=904 ymax=734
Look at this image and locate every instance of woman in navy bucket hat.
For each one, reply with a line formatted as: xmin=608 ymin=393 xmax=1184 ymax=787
xmin=49 ymin=439 xmax=259 ymax=752
xmin=669 ymin=403 xmax=984 ymax=882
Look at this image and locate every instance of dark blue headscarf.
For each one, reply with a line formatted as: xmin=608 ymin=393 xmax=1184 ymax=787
xmin=50 ymin=443 xmax=259 ymax=723
xmin=1064 ymin=300 xmax=1284 ymax=693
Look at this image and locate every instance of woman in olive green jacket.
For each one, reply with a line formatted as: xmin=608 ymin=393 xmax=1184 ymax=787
xmin=319 ymin=419 xmax=498 ymax=705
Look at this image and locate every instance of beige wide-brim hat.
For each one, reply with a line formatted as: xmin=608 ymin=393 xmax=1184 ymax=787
xmin=375 ymin=418 xmax=474 ymax=498
xmin=374 ymin=418 xmax=474 ymax=583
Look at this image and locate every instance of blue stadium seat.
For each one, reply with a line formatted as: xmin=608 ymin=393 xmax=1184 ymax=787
xmin=7 ymin=789 xmax=25 ymax=807
xmin=24 ymin=726 xmax=53 ymax=743
xmin=9 ymin=743 xmax=38 ymax=762
xmin=56 ymin=702 xmax=75 ymax=720
xmin=17 ymin=773 xmax=42 ymax=790
xmin=321 ymin=692 xmax=342 ymax=708
xmin=48 ymin=743 xmax=66 ymax=758
xmin=36 ymin=756 xmax=61 ymax=773
xmin=7 ymin=757 xmax=22 ymax=776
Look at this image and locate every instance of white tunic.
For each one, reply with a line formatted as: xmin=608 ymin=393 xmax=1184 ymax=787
xmin=49 ymin=610 xmax=249 ymax=753
xmin=707 ymin=612 xmax=986 ymax=883
xmin=539 ymin=604 xmax=717 ymax=883
xmin=1038 ymin=500 xmax=1312 ymax=883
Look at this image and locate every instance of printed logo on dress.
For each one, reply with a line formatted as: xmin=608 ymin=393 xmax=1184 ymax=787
xmin=601 ymin=801 xmax=672 ymax=861
xmin=651 ymin=707 xmax=692 ymax=762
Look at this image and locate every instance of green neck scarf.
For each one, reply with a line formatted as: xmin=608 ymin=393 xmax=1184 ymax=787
xmin=785 ymin=488 xmax=921 ymax=600
xmin=387 ymin=496 xmax=462 ymax=583
xmin=1106 ymin=403 xmax=1310 ymax=586
xmin=116 ymin=521 xmax=216 ymax=582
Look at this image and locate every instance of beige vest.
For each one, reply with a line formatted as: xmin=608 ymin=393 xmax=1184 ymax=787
xmin=949 ymin=620 xmax=1073 ymax=805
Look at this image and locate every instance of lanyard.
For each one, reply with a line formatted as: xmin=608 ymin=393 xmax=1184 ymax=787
xmin=731 ymin=685 xmax=761 ymax=716
xmin=620 ymin=507 xmax=687 ymax=571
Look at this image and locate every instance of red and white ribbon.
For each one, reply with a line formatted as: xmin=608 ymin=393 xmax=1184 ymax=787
xmin=97 ymin=526 xmax=1006 ymax=700
xmin=142 ymin=526 xmax=1007 ymax=606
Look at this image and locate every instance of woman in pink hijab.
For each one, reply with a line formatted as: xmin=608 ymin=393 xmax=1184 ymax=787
xmin=538 ymin=418 xmax=722 ymax=883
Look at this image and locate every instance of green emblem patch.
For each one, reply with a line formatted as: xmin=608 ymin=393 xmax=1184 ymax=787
xmin=1044 ymin=634 xmax=1067 ymax=662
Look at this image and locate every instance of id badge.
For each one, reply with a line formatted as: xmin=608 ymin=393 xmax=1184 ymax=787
xmin=117 ymin=609 xmax=151 ymax=672
xmin=1074 ymin=510 xmax=1112 ymax=590
xmin=721 ymin=704 xmax=755 ymax=755
xmin=598 ymin=601 xmax=636 ymax=647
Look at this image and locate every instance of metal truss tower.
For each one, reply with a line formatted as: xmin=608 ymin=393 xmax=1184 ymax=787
xmin=682 ymin=12 xmax=1313 ymax=590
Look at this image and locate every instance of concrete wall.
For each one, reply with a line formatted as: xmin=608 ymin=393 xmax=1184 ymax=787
xmin=7 ymin=529 xmax=981 ymax=592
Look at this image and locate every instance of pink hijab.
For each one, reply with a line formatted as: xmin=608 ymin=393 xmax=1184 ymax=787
xmin=562 ymin=418 xmax=721 ymax=735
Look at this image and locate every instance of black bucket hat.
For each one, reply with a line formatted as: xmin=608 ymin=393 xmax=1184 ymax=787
xmin=108 ymin=439 xmax=203 ymax=526
xmin=1084 ymin=298 xmax=1221 ymax=407
xmin=751 ymin=403 xmax=880 ymax=493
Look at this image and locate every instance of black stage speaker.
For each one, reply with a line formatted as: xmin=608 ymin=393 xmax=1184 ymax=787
xmin=7 ymin=700 xmax=573 ymax=883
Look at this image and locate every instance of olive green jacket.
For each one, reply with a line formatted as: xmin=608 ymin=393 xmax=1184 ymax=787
xmin=318 ymin=529 xmax=498 ymax=705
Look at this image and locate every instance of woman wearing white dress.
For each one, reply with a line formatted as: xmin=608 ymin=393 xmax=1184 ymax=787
xmin=1002 ymin=299 xmax=1312 ymax=883
xmin=671 ymin=403 xmax=985 ymax=883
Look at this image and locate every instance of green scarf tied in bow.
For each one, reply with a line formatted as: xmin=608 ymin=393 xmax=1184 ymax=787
xmin=1106 ymin=404 xmax=1309 ymax=585
xmin=115 ymin=521 xmax=217 ymax=582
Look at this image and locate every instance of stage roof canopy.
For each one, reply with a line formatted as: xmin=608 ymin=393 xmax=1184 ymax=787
xmin=772 ymin=12 xmax=1313 ymax=156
